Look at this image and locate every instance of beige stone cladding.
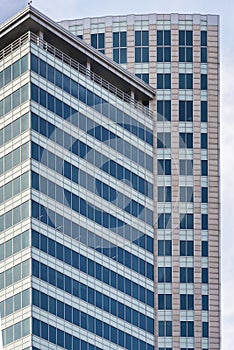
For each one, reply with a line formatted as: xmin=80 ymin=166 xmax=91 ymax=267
xmin=59 ymin=13 xmax=220 ymax=349
xmin=207 ymin=19 xmax=220 ymax=350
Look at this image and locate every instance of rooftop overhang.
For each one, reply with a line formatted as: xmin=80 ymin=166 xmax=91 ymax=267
xmin=0 ymin=6 xmax=155 ymax=102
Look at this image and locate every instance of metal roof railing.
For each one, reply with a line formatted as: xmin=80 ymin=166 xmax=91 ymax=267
xmin=0 ymin=32 xmax=29 ymax=59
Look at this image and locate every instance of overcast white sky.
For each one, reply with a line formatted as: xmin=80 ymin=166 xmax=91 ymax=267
xmin=1 ymin=0 xmax=234 ymax=349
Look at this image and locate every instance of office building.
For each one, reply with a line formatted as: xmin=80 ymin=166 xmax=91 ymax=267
xmin=0 ymin=5 xmax=220 ymax=350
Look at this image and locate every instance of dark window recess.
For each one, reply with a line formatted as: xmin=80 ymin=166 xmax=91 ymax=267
xmin=157 ymin=101 xmax=171 ymax=121
xmin=179 ymin=101 xmax=193 ymax=121
xmin=179 ymin=30 xmax=193 ymax=62
xmin=179 ymin=73 xmax=193 ymax=89
xmin=157 ymin=74 xmax=171 ymax=89
xmin=91 ymin=33 xmax=105 ymax=54
xmin=135 ymin=73 xmax=149 ymax=84
xmin=157 ymin=30 xmax=171 ymax=62
xmin=113 ymin=32 xmax=127 ymax=64
xmin=135 ymin=31 xmax=149 ymax=63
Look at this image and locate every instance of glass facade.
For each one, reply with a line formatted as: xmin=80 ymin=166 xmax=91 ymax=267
xmin=0 ymin=8 xmax=220 ymax=350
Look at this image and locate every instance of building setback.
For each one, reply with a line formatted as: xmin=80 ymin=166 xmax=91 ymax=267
xmin=0 ymin=5 xmax=220 ymax=350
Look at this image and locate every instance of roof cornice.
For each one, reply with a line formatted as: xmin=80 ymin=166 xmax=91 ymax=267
xmin=0 ymin=5 xmax=155 ymax=101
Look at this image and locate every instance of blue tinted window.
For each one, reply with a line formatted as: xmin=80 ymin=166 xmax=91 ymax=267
xmin=201 ymin=31 xmax=207 ymax=63
xmin=31 ymin=109 xmax=153 ymax=192
xmin=202 ymin=214 xmax=208 ymax=230
xmin=201 ymin=47 xmax=207 ymax=63
xmin=113 ymin=32 xmax=127 ymax=64
xmin=158 ymin=186 xmax=171 ymax=202
xmin=179 ymin=160 xmax=193 ymax=176
xmin=202 ymin=322 xmax=209 ymax=337
xmin=135 ymin=47 xmax=149 ymax=63
xmin=48 ymin=64 xmax=54 ymax=83
xmin=201 ymin=31 xmax=207 ymax=46
xmin=201 ymin=101 xmax=208 ymax=122
xmin=56 ymin=242 xmax=63 ymax=260
xmin=40 ymin=234 xmax=47 ymax=253
xmin=49 ymin=324 xmax=56 ymax=343
xmin=135 ymin=31 xmax=149 ymax=63
xmin=157 ymin=159 xmax=171 ymax=175
xmin=157 ymin=47 xmax=171 ymax=62
xmin=157 ymin=132 xmax=171 ymax=148
xmin=201 ymin=160 xmax=208 ymax=176
xmin=201 ymin=74 xmax=208 ymax=90
xmin=33 ymin=296 xmax=153 ymax=346
xmin=135 ymin=73 xmax=149 ymax=84
xmin=202 ymin=241 xmax=208 ymax=257
xmin=158 ymin=213 xmax=171 ymax=229
xmin=180 ymin=186 xmax=193 ymax=202
xmin=158 ymin=321 xmax=172 ymax=336
xmin=180 ymin=321 xmax=194 ymax=337
xmin=202 ymin=268 xmax=208 ymax=283
xmin=179 ymin=73 xmax=193 ymax=89
xmin=202 ymin=295 xmax=209 ymax=310
xmin=158 ymin=267 xmax=172 ymax=282
xmin=32 ymin=168 xmax=153 ymax=237
xmin=179 ymin=101 xmax=193 ymax=121
xmin=31 ymin=54 xmax=38 ymax=73
xmin=55 ymin=70 xmax=62 ymax=89
xmin=30 ymin=68 xmax=153 ymax=145
xmin=180 ymin=294 xmax=194 ymax=310
xmin=158 ymin=240 xmax=172 ymax=256
xmin=179 ymin=31 xmax=193 ymax=62
xmin=180 ymin=241 xmax=194 ymax=256
xmin=157 ymin=100 xmax=171 ymax=121
xmin=180 ymin=214 xmax=194 ymax=229
xmin=180 ymin=267 xmax=194 ymax=283
xmin=158 ymin=294 xmax=172 ymax=309
xmin=32 ymin=230 xmax=39 ymax=248
xmin=179 ymin=132 xmax=193 ymax=148
xmin=91 ymin=33 xmax=105 ymax=53
xmin=32 ymin=256 xmax=153 ymax=311
xmin=157 ymin=74 xmax=171 ymax=89
xmin=157 ymin=31 xmax=171 ymax=62
xmin=32 ymin=318 xmax=40 ymax=336
xmin=201 ymin=133 xmax=208 ymax=149
xmin=39 ymin=60 xmax=46 ymax=79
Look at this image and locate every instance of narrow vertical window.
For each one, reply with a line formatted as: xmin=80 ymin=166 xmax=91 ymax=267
xmin=201 ymin=31 xmax=208 ymax=63
xmin=135 ymin=31 xmax=149 ymax=62
xmin=91 ymin=33 xmax=105 ymax=54
xmin=113 ymin=32 xmax=127 ymax=64
xmin=157 ymin=30 xmax=171 ymax=62
xmin=179 ymin=30 xmax=193 ymax=62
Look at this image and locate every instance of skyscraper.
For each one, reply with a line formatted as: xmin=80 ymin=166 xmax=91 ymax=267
xmin=0 ymin=5 xmax=220 ymax=350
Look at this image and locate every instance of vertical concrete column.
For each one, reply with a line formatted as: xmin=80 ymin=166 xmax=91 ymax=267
xmin=86 ymin=59 xmax=91 ymax=71
xmin=37 ymin=30 xmax=44 ymax=47
xmin=38 ymin=31 xmax=43 ymax=40
xmin=153 ymin=89 xmax=159 ymax=350
xmin=152 ymin=20 xmax=160 ymax=350
xmin=193 ymin=23 xmax=202 ymax=350
xmin=105 ymin=17 xmax=113 ymax=60
xmin=170 ymin=22 xmax=181 ymax=350
xmin=149 ymin=19 xmax=157 ymax=88
xmin=86 ymin=59 xmax=92 ymax=79
xmin=126 ymin=15 xmax=135 ymax=74
xmin=130 ymin=90 xmax=135 ymax=102
xmin=83 ymin=18 xmax=91 ymax=44
xmin=207 ymin=17 xmax=220 ymax=350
